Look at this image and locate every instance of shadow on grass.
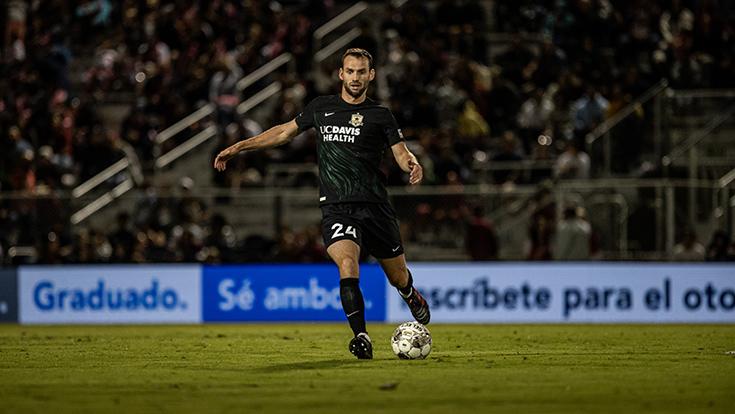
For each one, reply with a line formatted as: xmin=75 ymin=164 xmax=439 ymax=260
xmin=257 ymin=358 xmax=392 ymax=373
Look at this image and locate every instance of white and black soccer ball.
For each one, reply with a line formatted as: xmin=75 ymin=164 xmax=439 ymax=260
xmin=391 ymin=321 xmax=432 ymax=360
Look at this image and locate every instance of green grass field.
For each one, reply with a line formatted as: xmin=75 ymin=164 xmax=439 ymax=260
xmin=0 ymin=324 xmax=733 ymax=413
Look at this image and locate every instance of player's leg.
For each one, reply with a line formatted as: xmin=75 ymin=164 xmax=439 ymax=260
xmin=378 ymin=254 xmax=430 ymax=325
xmin=327 ymin=239 xmax=365 ymax=337
xmin=326 ymin=240 xmax=371 ymax=359
xmin=321 ymin=204 xmax=372 ymax=359
xmin=363 ymin=203 xmax=430 ymax=324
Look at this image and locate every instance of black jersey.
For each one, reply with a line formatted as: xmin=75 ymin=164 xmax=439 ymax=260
xmin=295 ymin=95 xmax=404 ymax=205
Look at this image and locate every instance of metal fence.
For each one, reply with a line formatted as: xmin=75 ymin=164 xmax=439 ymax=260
xmin=2 ymin=179 xmax=733 ymax=264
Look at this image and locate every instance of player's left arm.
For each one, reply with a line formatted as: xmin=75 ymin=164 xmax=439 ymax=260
xmin=391 ymin=142 xmax=423 ymax=185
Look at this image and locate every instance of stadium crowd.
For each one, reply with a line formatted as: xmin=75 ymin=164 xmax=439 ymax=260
xmin=1 ymin=0 xmax=331 ymax=192
xmin=0 ymin=0 xmax=331 ymax=263
xmin=2 ymin=0 xmax=735 ymax=264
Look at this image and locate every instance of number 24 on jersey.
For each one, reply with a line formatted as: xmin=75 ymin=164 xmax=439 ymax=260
xmin=331 ymin=223 xmax=357 ymax=239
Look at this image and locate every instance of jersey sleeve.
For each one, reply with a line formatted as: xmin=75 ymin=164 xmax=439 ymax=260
xmin=383 ymin=109 xmax=404 ymax=146
xmin=295 ymin=98 xmax=319 ymax=132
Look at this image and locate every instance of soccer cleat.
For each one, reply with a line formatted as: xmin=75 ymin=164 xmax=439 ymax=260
xmin=402 ymin=288 xmax=431 ymax=325
xmin=349 ymin=332 xmax=373 ymax=359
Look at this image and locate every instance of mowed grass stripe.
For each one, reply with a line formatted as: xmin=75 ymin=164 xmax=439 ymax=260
xmin=0 ymin=324 xmax=733 ymax=414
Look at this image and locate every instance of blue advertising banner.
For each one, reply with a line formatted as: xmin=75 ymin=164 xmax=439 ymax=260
xmin=10 ymin=263 xmax=734 ymax=325
xmin=387 ymin=263 xmax=735 ymax=323
xmin=202 ymin=264 xmax=387 ymax=322
xmin=19 ymin=265 xmax=201 ymax=324
xmin=0 ymin=269 xmax=18 ymax=322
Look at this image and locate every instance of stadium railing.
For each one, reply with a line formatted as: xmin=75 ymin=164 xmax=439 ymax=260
xmin=473 ymin=160 xmax=556 ymax=184
xmin=163 ymin=179 xmax=735 ymax=260
xmin=661 ymin=90 xmax=735 ymax=232
xmin=312 ymin=1 xmax=368 ymax=58
xmin=154 ymin=0 xmax=370 ymax=171
xmin=66 ymin=53 xmax=294 ymax=225
xmin=69 ymin=141 xmax=143 ymax=225
xmin=5 ymin=178 xmax=731 ymax=264
xmin=585 ymin=79 xmax=669 ymax=177
xmin=717 ymin=167 xmax=735 ymax=236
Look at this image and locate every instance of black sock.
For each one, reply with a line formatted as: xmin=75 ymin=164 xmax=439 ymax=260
xmin=340 ymin=277 xmax=366 ymax=336
xmin=397 ymin=269 xmax=414 ymax=297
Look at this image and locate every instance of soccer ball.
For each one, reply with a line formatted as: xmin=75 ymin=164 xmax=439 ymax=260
xmin=390 ymin=321 xmax=432 ymax=359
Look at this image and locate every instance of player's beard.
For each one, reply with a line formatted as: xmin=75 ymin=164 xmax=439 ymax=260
xmin=343 ymin=80 xmax=369 ymax=99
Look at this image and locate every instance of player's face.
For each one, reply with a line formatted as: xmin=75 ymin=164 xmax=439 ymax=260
xmin=339 ymin=56 xmax=375 ymax=98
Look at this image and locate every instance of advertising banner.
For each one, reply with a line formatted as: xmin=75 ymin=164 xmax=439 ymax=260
xmin=19 ymin=265 xmax=201 ymax=324
xmin=0 ymin=269 xmax=18 ymax=322
xmin=387 ymin=263 xmax=735 ymax=323
xmin=202 ymin=264 xmax=386 ymax=322
xmin=13 ymin=263 xmax=735 ymax=325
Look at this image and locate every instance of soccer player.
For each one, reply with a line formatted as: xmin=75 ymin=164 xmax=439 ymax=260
xmin=213 ymin=48 xmax=430 ymax=359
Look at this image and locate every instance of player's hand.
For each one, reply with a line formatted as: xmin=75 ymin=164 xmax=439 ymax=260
xmin=408 ymin=160 xmax=423 ymax=185
xmin=213 ymin=149 xmax=232 ymax=171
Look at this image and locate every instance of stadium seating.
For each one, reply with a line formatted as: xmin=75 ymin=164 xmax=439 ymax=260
xmin=1 ymin=0 xmax=734 ymax=264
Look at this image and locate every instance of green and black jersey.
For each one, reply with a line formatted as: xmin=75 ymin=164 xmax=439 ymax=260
xmin=295 ymin=95 xmax=404 ymax=205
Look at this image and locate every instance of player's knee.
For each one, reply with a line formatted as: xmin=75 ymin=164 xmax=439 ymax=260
xmin=337 ymin=257 xmax=359 ymax=276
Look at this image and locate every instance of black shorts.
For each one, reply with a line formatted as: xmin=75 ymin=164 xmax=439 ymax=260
xmin=320 ymin=202 xmax=404 ymax=259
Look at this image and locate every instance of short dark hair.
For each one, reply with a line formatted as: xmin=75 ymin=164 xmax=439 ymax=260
xmin=342 ymin=48 xmax=374 ymax=69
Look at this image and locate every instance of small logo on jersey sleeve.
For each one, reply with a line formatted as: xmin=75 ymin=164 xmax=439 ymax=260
xmin=350 ymin=113 xmax=364 ymax=127
xmin=398 ymin=129 xmax=404 ymax=139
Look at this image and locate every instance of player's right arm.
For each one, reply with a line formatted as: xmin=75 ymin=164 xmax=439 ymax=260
xmin=391 ymin=141 xmax=423 ymax=185
xmin=213 ymin=119 xmax=299 ymax=171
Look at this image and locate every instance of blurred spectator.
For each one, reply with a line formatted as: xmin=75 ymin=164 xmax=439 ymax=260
xmin=120 ymin=104 xmax=157 ymax=163
xmin=534 ymin=38 xmax=567 ymax=88
xmin=672 ymin=229 xmax=705 ymax=261
xmin=527 ymin=183 xmax=555 ymax=260
xmin=205 ymin=214 xmax=237 ymax=262
xmin=606 ymin=83 xmax=645 ymax=173
xmin=517 ymin=87 xmax=555 ymax=154
xmin=457 ymin=100 xmax=490 ymax=140
xmin=495 ymin=36 xmax=535 ymax=88
xmin=5 ymin=0 xmax=27 ymax=61
xmin=110 ymin=212 xmax=135 ymax=262
xmin=553 ymin=140 xmax=591 ymax=180
xmin=273 ymin=226 xmax=302 ymax=262
xmin=435 ymin=0 xmax=487 ymax=62
xmin=571 ymin=84 xmax=609 ymax=145
xmin=705 ymin=230 xmax=734 ymax=261
xmin=529 ymin=134 xmax=555 ymax=183
xmin=299 ymin=224 xmax=329 ymax=262
xmin=491 ymin=130 xmax=523 ymax=185
xmin=496 ymin=194 xmax=531 ymax=260
xmin=465 ymin=206 xmax=498 ymax=261
xmin=406 ymin=203 xmax=435 ymax=245
xmin=209 ymin=53 xmax=243 ymax=131
xmin=485 ymin=69 xmax=522 ymax=134
xmin=553 ymin=206 xmax=592 ymax=260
